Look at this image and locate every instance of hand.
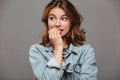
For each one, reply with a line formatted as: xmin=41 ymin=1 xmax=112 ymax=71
xmin=48 ymin=28 xmax=63 ymax=67
xmin=48 ymin=28 xmax=64 ymax=49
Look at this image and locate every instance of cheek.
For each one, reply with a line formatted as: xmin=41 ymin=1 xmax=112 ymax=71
xmin=63 ymin=26 xmax=71 ymax=35
xmin=48 ymin=21 xmax=54 ymax=29
xmin=66 ymin=27 xmax=71 ymax=33
xmin=64 ymin=23 xmax=71 ymax=30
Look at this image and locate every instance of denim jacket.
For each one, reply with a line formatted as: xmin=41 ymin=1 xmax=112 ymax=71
xmin=29 ymin=43 xmax=98 ymax=80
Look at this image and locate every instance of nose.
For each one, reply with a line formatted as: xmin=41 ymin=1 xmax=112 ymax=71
xmin=55 ymin=19 xmax=61 ymax=27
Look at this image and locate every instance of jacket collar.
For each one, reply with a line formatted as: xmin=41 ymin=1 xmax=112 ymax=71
xmin=45 ymin=44 xmax=80 ymax=55
xmin=69 ymin=44 xmax=79 ymax=55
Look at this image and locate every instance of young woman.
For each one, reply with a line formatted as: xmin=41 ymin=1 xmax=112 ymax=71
xmin=29 ymin=0 xmax=98 ymax=80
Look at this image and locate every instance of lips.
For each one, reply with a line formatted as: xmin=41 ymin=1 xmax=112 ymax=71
xmin=59 ymin=29 xmax=63 ymax=31
xmin=58 ymin=29 xmax=63 ymax=35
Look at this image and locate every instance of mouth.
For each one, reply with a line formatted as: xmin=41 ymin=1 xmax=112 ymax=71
xmin=58 ymin=29 xmax=63 ymax=35
xmin=59 ymin=29 xmax=63 ymax=31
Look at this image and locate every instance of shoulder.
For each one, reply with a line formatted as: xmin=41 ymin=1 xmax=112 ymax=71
xmin=80 ymin=43 xmax=95 ymax=58
xmin=81 ymin=43 xmax=94 ymax=52
xmin=29 ymin=44 xmax=46 ymax=50
xmin=73 ymin=44 xmax=96 ymax=64
xmin=70 ymin=43 xmax=95 ymax=55
xmin=72 ymin=43 xmax=95 ymax=55
xmin=29 ymin=44 xmax=47 ymax=55
xmin=71 ymin=43 xmax=94 ymax=51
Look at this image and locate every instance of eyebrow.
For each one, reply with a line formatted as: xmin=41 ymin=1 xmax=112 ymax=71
xmin=48 ymin=14 xmax=67 ymax=17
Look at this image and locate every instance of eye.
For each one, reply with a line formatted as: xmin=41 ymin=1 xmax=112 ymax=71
xmin=49 ymin=17 xmax=56 ymax=21
xmin=61 ymin=17 xmax=68 ymax=21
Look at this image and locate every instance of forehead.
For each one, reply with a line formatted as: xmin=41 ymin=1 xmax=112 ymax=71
xmin=49 ymin=7 xmax=66 ymax=16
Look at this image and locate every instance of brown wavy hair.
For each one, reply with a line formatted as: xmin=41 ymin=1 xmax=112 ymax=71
xmin=40 ymin=0 xmax=86 ymax=47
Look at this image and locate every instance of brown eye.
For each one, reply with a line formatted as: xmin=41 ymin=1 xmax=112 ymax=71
xmin=49 ymin=17 xmax=56 ymax=21
xmin=61 ymin=17 xmax=68 ymax=21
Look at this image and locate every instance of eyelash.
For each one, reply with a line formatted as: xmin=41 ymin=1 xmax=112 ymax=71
xmin=49 ymin=17 xmax=68 ymax=21
xmin=49 ymin=17 xmax=56 ymax=21
xmin=61 ymin=17 xmax=67 ymax=21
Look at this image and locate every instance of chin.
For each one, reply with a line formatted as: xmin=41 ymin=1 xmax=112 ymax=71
xmin=60 ymin=34 xmax=64 ymax=37
xmin=60 ymin=32 xmax=67 ymax=37
xmin=61 ymin=34 xmax=67 ymax=38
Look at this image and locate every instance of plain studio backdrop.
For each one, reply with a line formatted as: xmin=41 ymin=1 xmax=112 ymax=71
xmin=0 ymin=0 xmax=120 ymax=80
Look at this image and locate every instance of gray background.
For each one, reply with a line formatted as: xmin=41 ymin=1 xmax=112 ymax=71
xmin=0 ymin=0 xmax=120 ymax=80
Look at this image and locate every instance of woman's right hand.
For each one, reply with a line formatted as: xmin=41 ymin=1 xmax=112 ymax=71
xmin=48 ymin=28 xmax=64 ymax=49
xmin=48 ymin=28 xmax=63 ymax=67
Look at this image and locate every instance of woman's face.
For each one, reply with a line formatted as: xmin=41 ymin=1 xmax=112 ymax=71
xmin=48 ymin=7 xmax=71 ymax=37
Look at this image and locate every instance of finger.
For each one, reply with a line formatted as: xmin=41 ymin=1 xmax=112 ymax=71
xmin=56 ymin=29 xmax=59 ymax=36
xmin=57 ymin=29 xmax=61 ymax=36
xmin=54 ymin=28 xmax=58 ymax=37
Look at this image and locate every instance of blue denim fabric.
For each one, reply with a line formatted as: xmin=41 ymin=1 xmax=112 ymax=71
xmin=29 ymin=43 xmax=98 ymax=80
